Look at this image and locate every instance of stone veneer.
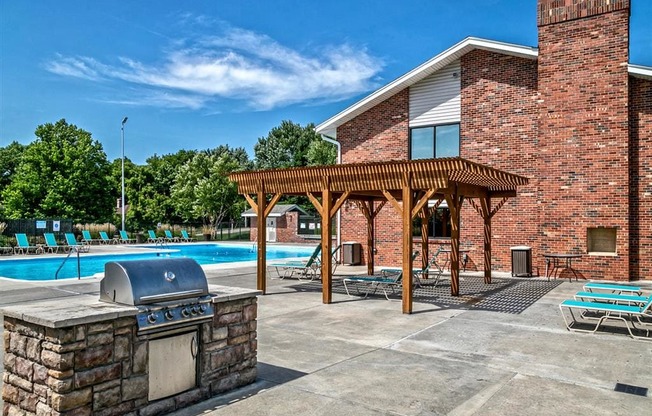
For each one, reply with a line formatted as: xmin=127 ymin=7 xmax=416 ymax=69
xmin=2 ymin=287 xmax=259 ymax=416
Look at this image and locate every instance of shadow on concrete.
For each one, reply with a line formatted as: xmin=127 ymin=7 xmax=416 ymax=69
xmin=257 ymin=362 xmax=308 ymax=384
xmin=288 ymin=276 xmax=564 ymax=314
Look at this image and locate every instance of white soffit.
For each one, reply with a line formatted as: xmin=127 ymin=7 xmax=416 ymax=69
xmin=315 ymin=37 xmax=538 ymax=138
xmin=629 ymin=64 xmax=652 ymax=80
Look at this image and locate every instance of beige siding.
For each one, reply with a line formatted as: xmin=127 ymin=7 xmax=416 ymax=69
xmin=409 ymin=60 xmax=461 ymax=126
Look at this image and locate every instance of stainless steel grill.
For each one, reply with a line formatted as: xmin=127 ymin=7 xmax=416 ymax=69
xmin=100 ymin=258 xmax=214 ymax=332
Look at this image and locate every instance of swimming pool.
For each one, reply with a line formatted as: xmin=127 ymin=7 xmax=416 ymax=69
xmin=0 ymin=243 xmax=315 ymax=281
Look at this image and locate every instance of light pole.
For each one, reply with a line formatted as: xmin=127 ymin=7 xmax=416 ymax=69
xmin=121 ymin=117 xmax=128 ymax=232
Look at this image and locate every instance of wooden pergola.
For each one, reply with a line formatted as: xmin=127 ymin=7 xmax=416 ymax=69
xmin=229 ymin=157 xmax=528 ymax=314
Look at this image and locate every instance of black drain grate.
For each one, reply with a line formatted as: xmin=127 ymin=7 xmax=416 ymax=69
xmin=614 ymin=383 xmax=648 ymax=397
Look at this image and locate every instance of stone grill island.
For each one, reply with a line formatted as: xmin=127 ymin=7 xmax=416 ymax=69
xmin=2 ymin=285 xmax=260 ymax=415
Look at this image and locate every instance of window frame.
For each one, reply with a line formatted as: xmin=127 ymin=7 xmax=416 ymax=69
xmin=408 ymin=122 xmax=461 ymax=160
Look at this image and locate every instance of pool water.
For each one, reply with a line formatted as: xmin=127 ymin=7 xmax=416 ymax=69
xmin=0 ymin=243 xmax=314 ymax=281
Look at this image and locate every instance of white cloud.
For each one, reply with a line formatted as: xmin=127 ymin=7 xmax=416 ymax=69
xmin=44 ymin=28 xmax=384 ymax=110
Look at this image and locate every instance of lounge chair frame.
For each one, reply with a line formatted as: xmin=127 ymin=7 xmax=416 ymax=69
xmin=583 ymin=282 xmax=642 ymax=295
xmin=343 ymin=272 xmax=403 ymax=300
xmin=559 ymin=299 xmax=652 ymax=341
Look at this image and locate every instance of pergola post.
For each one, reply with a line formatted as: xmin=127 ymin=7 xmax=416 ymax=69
xmin=445 ymin=189 xmax=463 ymax=296
xmin=256 ymin=187 xmax=267 ymax=294
xmin=420 ymin=205 xmax=430 ymax=269
xmin=402 ymin=172 xmax=414 ymax=314
xmin=481 ymin=196 xmax=492 ymax=284
xmin=354 ymin=200 xmax=386 ymax=276
xmin=321 ymin=178 xmax=333 ymax=304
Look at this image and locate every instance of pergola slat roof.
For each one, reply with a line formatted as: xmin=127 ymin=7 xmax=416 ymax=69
xmin=230 ymin=157 xmax=528 ymax=196
xmin=229 ymin=157 xmax=529 ymax=314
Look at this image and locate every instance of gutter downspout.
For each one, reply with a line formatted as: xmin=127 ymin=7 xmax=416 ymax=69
xmin=321 ymin=134 xmax=342 ymax=260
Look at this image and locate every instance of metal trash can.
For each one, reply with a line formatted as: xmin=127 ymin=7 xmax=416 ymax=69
xmin=511 ymin=246 xmax=532 ymax=277
xmin=342 ymin=242 xmax=362 ymax=265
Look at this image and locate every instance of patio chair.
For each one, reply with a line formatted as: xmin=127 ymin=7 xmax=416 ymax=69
xmin=44 ymin=233 xmax=68 ymax=254
xmin=164 ymin=230 xmax=180 ymax=242
xmin=559 ymin=297 xmax=652 ymax=341
xmin=82 ymin=230 xmax=101 ymax=245
xmin=583 ymin=282 xmax=642 ymax=295
xmin=64 ymin=233 xmax=90 ymax=253
xmin=147 ymin=230 xmax=163 ymax=243
xmin=380 ymin=247 xmax=443 ymax=288
xmin=342 ymin=270 xmax=405 ymax=300
xmin=118 ymin=230 xmax=136 ymax=244
xmin=99 ymin=231 xmax=119 ymax=245
xmin=268 ymin=245 xmax=322 ymax=281
xmin=574 ymin=291 xmax=650 ymax=306
xmin=14 ymin=233 xmax=43 ymax=255
xmin=180 ymin=229 xmax=195 ymax=242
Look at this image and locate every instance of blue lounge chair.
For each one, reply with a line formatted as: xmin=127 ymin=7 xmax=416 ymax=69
xmin=574 ymin=291 xmax=650 ymax=306
xmin=118 ymin=230 xmax=136 ymax=244
xmin=380 ymin=248 xmax=442 ymax=288
xmin=64 ymin=233 xmax=90 ymax=253
xmin=164 ymin=230 xmax=180 ymax=242
xmin=14 ymin=233 xmax=43 ymax=255
xmin=180 ymin=229 xmax=195 ymax=242
xmin=559 ymin=297 xmax=652 ymax=341
xmin=147 ymin=230 xmax=162 ymax=243
xmin=269 ymin=245 xmax=322 ymax=281
xmin=343 ymin=270 xmax=405 ymax=300
xmin=44 ymin=233 xmax=67 ymax=254
xmin=583 ymin=282 xmax=642 ymax=295
xmin=99 ymin=231 xmax=118 ymax=244
xmin=81 ymin=230 xmax=100 ymax=245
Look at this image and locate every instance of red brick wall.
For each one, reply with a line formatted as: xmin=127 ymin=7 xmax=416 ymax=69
xmin=630 ymin=77 xmax=652 ymax=279
xmin=537 ymin=5 xmax=631 ymax=280
xmin=460 ymin=50 xmax=540 ymax=272
xmin=338 ymin=90 xmax=408 ymax=266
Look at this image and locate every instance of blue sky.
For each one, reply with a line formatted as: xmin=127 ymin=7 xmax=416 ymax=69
xmin=2 ymin=0 xmax=651 ymax=164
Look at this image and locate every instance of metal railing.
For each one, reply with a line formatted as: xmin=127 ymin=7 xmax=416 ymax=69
xmin=54 ymin=247 xmax=82 ymax=280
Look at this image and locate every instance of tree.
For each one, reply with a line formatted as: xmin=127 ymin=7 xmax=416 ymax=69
xmin=0 ymin=141 xmax=26 ymax=192
xmin=171 ymin=147 xmax=249 ymax=230
xmin=120 ymin=150 xmax=197 ymax=229
xmin=254 ymin=120 xmax=334 ymax=169
xmin=306 ymin=138 xmax=337 ymax=166
xmin=1 ymin=119 xmax=114 ymax=222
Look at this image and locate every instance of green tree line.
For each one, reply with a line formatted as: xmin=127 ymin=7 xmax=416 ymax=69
xmin=0 ymin=119 xmax=336 ymax=231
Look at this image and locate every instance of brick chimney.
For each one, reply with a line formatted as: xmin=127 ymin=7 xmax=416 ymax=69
xmin=536 ymin=0 xmax=631 ymax=279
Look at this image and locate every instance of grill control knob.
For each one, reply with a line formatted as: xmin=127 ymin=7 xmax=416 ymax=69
xmin=198 ymin=304 xmax=207 ymax=314
xmin=164 ymin=310 xmax=174 ymax=321
xmin=181 ymin=307 xmax=190 ymax=318
xmin=191 ymin=306 xmax=199 ymax=316
xmin=147 ymin=313 xmax=157 ymax=324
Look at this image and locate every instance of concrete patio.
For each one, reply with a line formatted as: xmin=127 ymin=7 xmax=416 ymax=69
xmin=2 ymin=263 xmax=651 ymax=415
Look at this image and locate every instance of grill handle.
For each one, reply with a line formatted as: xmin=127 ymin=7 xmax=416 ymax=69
xmin=139 ymin=289 xmax=206 ymax=304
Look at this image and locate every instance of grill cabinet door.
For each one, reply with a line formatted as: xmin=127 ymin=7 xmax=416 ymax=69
xmin=148 ymin=330 xmax=197 ymax=401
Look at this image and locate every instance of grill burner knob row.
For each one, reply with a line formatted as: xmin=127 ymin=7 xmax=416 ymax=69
xmin=147 ymin=313 xmax=158 ymax=324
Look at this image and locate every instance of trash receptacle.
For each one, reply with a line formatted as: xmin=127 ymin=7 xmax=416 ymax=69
xmin=342 ymin=242 xmax=362 ymax=265
xmin=511 ymin=246 xmax=532 ymax=277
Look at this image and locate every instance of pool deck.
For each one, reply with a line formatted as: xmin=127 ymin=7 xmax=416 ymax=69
xmin=2 ymin=245 xmax=651 ymax=415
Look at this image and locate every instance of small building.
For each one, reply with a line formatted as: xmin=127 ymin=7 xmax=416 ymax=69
xmin=242 ymin=204 xmax=311 ymax=243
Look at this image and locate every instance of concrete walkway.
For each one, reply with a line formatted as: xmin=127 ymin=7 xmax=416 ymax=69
xmin=2 ymin=262 xmax=651 ymax=415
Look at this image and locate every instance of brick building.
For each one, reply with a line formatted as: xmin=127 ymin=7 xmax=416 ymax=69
xmin=315 ymin=0 xmax=652 ymax=281
xmin=243 ymin=204 xmax=310 ymax=243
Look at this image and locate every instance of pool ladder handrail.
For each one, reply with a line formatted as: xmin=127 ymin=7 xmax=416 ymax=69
xmin=155 ymin=239 xmax=169 ymax=249
xmin=54 ymin=247 xmax=82 ymax=280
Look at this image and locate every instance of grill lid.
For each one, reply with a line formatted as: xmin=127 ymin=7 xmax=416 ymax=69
xmin=100 ymin=258 xmax=209 ymax=306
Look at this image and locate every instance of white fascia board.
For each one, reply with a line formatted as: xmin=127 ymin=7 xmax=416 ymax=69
xmin=629 ymin=64 xmax=652 ymax=80
xmin=315 ymin=37 xmax=538 ymax=139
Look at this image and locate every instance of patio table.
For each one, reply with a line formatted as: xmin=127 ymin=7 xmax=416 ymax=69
xmin=439 ymin=248 xmax=470 ymax=272
xmin=544 ymin=253 xmax=582 ymax=282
